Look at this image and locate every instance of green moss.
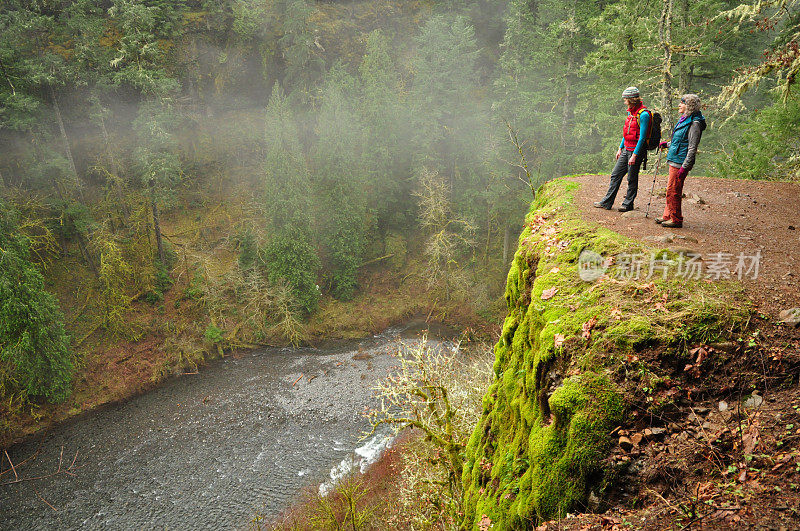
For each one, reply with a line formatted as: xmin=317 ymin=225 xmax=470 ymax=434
xmin=461 ymin=176 xmax=750 ymax=529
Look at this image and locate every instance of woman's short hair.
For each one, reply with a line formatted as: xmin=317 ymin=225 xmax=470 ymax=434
xmin=624 ymin=96 xmax=642 ymax=106
xmin=682 ymin=94 xmax=701 ymax=114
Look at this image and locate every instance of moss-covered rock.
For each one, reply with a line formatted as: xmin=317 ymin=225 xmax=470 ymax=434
xmin=461 ymin=177 xmax=749 ymax=529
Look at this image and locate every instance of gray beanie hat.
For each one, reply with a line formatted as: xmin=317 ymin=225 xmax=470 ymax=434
xmin=622 ymin=86 xmax=640 ymax=99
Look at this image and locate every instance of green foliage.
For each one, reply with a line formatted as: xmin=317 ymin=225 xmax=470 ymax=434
xmin=93 ymin=229 xmax=134 ymax=336
xmin=263 ymin=231 xmax=320 ymax=315
xmin=0 ymin=203 xmax=73 ymax=403
xmin=262 ymin=82 xmax=320 ymax=313
xmin=713 ymin=93 xmax=800 ymax=180
xmin=107 ymin=0 xmax=182 ymax=96
xmin=313 ymin=65 xmax=367 ymax=300
xmin=143 ymin=259 xmax=174 ymax=304
xmin=204 ymin=324 xmax=224 ymax=344
xmin=279 ymin=0 xmax=324 ymax=100
xmin=715 ymin=0 xmax=800 ymax=109
xmin=237 ymin=228 xmax=262 ymax=272
xmin=412 ymin=14 xmax=485 ymax=175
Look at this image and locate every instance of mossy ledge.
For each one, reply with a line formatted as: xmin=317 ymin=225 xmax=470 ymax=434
xmin=460 ymin=177 xmax=750 ymax=529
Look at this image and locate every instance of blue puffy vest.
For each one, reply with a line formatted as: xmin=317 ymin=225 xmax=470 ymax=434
xmin=667 ymin=111 xmax=706 ymax=165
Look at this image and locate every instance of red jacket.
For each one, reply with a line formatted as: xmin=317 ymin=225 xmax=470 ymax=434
xmin=622 ymin=103 xmax=648 ymax=152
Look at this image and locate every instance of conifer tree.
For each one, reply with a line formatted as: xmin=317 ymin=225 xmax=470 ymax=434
xmin=0 ymin=202 xmax=73 ymax=403
xmin=262 ymin=83 xmax=320 ymax=313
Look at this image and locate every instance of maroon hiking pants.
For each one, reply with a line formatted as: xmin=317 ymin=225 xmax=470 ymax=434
xmin=663 ymin=165 xmax=686 ymax=224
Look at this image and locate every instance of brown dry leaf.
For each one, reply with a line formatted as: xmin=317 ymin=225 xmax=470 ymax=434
xmin=554 ymin=334 xmax=566 ymax=348
xmin=610 ymin=307 xmax=623 ymax=320
xmin=541 ymin=287 xmax=558 ymax=300
xmin=479 ymin=514 xmax=492 ymax=531
xmin=582 ymin=316 xmax=598 ymax=340
xmin=549 ymin=267 xmax=560 ymax=274
xmin=743 ymin=426 xmax=759 ymax=454
xmin=691 ymin=347 xmax=708 ymax=366
xmin=653 ymin=302 xmax=667 ymax=312
xmin=638 ymin=282 xmax=656 ymax=292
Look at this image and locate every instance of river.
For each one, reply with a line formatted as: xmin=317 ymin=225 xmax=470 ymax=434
xmin=0 ymin=321 xmax=454 ymax=530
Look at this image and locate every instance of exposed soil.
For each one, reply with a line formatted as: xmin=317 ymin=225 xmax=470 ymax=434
xmin=569 ymin=174 xmax=800 ymax=320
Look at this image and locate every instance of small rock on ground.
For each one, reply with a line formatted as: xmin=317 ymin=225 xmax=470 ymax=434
xmin=779 ymin=307 xmax=800 ymax=327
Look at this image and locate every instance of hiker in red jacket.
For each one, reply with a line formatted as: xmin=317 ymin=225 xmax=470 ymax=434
xmin=656 ymin=94 xmax=706 ymax=228
xmin=594 ymin=86 xmax=650 ymax=212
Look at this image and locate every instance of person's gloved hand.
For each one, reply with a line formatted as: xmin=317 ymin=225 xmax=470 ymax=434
xmin=677 ymin=167 xmax=689 ymax=179
xmin=659 ymin=141 xmax=668 ymax=149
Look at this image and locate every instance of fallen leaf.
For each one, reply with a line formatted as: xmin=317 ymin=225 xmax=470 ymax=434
xmin=479 ymin=514 xmax=492 ymax=531
xmin=549 ymin=267 xmax=560 ymax=274
xmin=582 ymin=316 xmax=598 ymax=339
xmin=541 ymin=287 xmax=558 ymax=300
xmin=695 ymin=347 xmax=708 ymax=365
xmin=610 ymin=307 xmax=622 ymax=320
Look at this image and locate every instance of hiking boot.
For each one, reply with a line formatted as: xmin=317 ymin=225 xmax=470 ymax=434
xmin=618 ymin=206 xmax=633 ymax=212
xmin=655 ymin=218 xmax=665 ymax=224
xmin=661 ymin=220 xmax=683 ymax=228
xmin=593 ymin=202 xmax=611 ymax=210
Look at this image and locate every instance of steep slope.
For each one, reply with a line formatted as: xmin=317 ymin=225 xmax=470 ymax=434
xmin=461 ymin=178 xmax=750 ymax=528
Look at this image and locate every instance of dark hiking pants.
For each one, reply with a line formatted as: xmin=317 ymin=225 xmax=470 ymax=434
xmin=598 ymin=149 xmax=644 ymax=209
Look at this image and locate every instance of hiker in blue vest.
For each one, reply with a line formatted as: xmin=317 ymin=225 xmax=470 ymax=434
xmin=594 ymin=86 xmax=650 ymax=212
xmin=656 ymin=94 xmax=706 ymax=228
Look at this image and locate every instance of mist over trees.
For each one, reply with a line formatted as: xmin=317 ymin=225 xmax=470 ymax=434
xmin=0 ymin=0 xmax=798 ymax=407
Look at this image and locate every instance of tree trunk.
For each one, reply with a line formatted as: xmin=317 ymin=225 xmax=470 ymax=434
xmin=98 ymin=111 xmax=131 ymax=224
xmin=485 ymin=204 xmax=492 ymax=264
xmin=49 ymin=84 xmax=83 ymax=202
xmin=151 ymin=194 xmax=166 ymax=266
xmin=659 ymin=0 xmax=675 ymax=131
xmin=51 ymin=177 xmax=98 ymax=276
xmin=556 ymin=0 xmax=577 ymax=179
xmin=503 ymin=226 xmax=511 ymax=264
xmin=677 ymin=0 xmax=689 ymax=95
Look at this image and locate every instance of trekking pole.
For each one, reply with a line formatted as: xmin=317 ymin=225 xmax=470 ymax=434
xmin=644 ymin=145 xmax=663 ymax=219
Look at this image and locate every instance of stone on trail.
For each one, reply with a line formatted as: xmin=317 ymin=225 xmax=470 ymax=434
xmin=686 ymin=193 xmax=706 ymax=204
xmin=779 ymin=307 xmax=800 ymax=327
xmin=643 ymin=234 xmax=674 ymax=244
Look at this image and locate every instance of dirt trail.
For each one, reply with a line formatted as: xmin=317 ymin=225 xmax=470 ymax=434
xmin=569 ymin=174 xmax=800 ymax=319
